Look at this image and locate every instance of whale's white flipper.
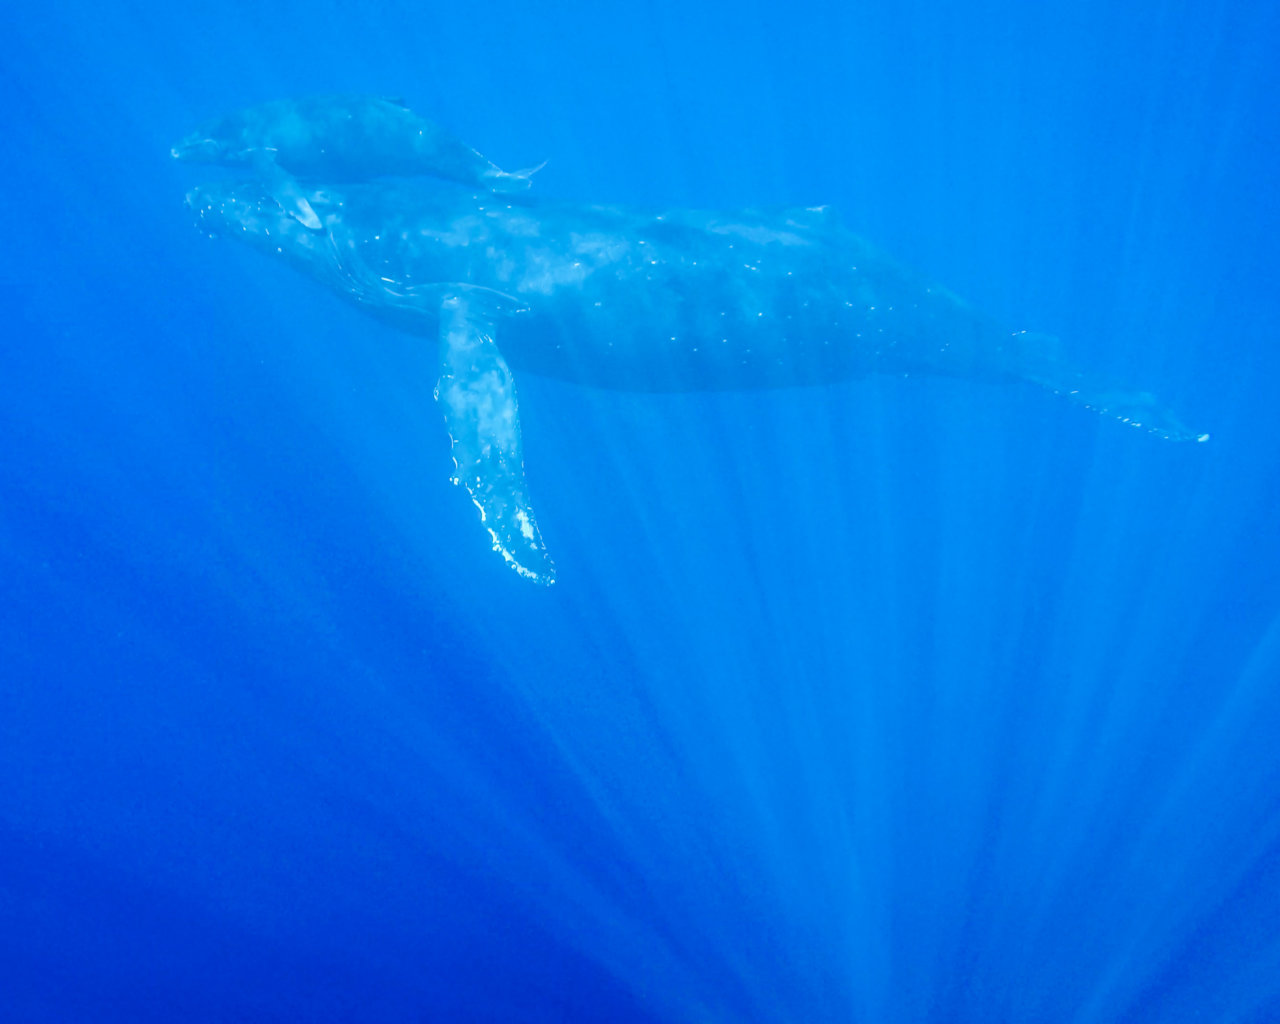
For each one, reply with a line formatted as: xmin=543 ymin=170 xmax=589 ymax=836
xmin=434 ymin=295 xmax=554 ymax=584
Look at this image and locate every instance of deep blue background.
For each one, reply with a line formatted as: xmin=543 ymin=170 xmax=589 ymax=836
xmin=3 ymin=1 xmax=1279 ymax=1020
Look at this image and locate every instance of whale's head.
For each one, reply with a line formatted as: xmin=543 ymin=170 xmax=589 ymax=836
xmin=185 ymin=181 xmax=342 ymax=281
xmin=171 ymin=131 xmax=231 ymax=163
xmin=172 ymin=106 xmax=264 ymax=163
xmin=171 ymin=104 xmax=271 ymax=163
xmin=172 ymin=100 xmax=308 ymax=165
xmin=188 ymin=180 xmax=294 ymax=235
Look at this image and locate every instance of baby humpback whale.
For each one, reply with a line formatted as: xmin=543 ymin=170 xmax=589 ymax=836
xmin=181 ymin=176 xmax=1205 ymax=584
xmin=172 ymin=95 xmax=544 ymax=230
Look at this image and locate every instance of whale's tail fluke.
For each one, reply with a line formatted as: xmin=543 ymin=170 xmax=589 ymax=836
xmin=1037 ymin=381 xmax=1209 ymax=442
xmin=483 ymin=160 xmax=548 ymax=193
xmin=1012 ymin=331 xmax=1208 ymax=442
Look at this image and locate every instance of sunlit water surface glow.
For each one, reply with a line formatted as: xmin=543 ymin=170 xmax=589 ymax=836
xmin=2 ymin=0 xmax=1279 ymax=1020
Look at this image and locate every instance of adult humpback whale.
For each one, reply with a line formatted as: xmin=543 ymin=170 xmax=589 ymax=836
xmin=172 ymin=96 xmax=544 ymax=230
xmin=184 ymin=178 xmax=1205 ymax=584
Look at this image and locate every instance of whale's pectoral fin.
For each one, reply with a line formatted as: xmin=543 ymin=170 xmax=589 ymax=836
xmin=249 ymin=149 xmax=323 ymax=231
xmin=434 ymin=296 xmax=555 ymax=584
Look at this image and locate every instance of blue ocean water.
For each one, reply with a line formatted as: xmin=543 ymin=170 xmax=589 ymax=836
xmin=2 ymin=0 xmax=1279 ymax=1020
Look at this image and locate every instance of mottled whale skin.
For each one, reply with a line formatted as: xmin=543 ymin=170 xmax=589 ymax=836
xmin=173 ymin=96 xmax=543 ymax=230
xmin=185 ymin=179 xmax=1204 ymax=583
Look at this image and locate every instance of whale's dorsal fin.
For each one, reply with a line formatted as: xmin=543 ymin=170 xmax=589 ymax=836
xmin=434 ymin=294 xmax=555 ymax=584
xmin=249 ymin=148 xmax=323 ymax=231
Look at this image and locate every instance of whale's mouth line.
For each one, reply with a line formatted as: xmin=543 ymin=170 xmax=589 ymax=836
xmin=171 ymin=137 xmax=224 ymax=162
